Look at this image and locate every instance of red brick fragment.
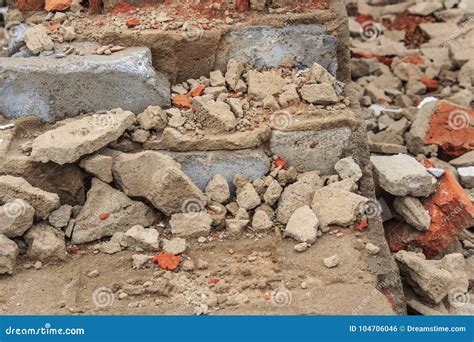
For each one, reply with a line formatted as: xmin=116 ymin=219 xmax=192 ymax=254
xmin=172 ymin=95 xmax=192 ymax=109
xmin=385 ymin=171 xmax=474 ymax=257
xmin=419 ymin=76 xmax=439 ymax=91
xmin=111 ymin=2 xmax=136 ymax=14
xmin=189 ymin=84 xmax=205 ymax=97
xmin=153 ymin=253 xmax=180 ymax=270
xmin=236 ymin=0 xmax=249 ymax=12
xmin=16 ymin=0 xmax=44 ymax=11
xmin=424 ymin=101 xmax=474 ymax=157
xmin=126 ymin=18 xmax=140 ymax=28
xmin=45 ymin=0 xmax=71 ymax=11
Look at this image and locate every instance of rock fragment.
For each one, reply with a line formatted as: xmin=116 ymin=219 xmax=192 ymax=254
xmin=0 ymin=175 xmax=60 ymax=219
xmin=24 ymin=25 xmax=54 ymax=54
xmin=205 ymin=174 xmax=230 ymax=204
xmin=0 ymin=199 xmax=34 ymax=237
xmin=247 ymin=70 xmax=286 ymax=101
xmin=48 ymin=204 xmax=72 ymax=229
xmin=458 ymin=167 xmax=474 ymax=188
xmin=79 ymin=154 xmax=114 ymax=183
xmin=123 ymin=225 xmax=159 ymax=251
xmin=393 ymin=196 xmax=430 ymax=231
xmin=237 ymin=183 xmax=261 ymax=210
xmin=24 ymin=223 xmax=66 ymax=262
xmin=169 ymin=212 xmax=212 ymax=237
xmin=162 ymin=237 xmax=187 ymax=255
xmin=334 ymin=156 xmax=362 ymax=182
xmin=323 ymin=255 xmax=340 ymax=268
xmin=251 ymin=210 xmax=273 ymax=231
xmin=299 ymin=83 xmax=338 ymax=105
xmin=285 ymin=205 xmax=319 ymax=244
xmin=395 ymin=251 xmax=468 ymax=304
xmin=31 ymin=109 xmax=135 ymax=165
xmin=71 ymin=178 xmax=157 ymax=244
xmin=137 ymin=105 xmax=168 ymax=132
xmin=371 ymin=154 xmax=433 ymax=197
xmin=0 ymin=234 xmax=19 ymax=275
xmin=191 ymin=96 xmax=236 ymax=132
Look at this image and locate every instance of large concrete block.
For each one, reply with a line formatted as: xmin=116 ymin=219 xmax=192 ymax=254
xmin=270 ymin=127 xmax=352 ymax=174
xmin=215 ymin=24 xmax=339 ymax=75
xmin=164 ymin=149 xmax=270 ymax=191
xmin=0 ymin=47 xmax=170 ymax=122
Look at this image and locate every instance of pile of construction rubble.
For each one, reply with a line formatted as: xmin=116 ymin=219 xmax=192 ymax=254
xmin=0 ymin=60 xmax=367 ymax=278
xmin=348 ymin=0 xmax=473 ymax=314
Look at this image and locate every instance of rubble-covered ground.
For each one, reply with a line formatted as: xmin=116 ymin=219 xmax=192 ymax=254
xmin=0 ymin=0 xmax=473 ymax=316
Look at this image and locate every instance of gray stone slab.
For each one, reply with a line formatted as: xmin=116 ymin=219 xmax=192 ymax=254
xmin=164 ymin=149 xmax=270 ymax=192
xmin=215 ymin=24 xmax=338 ymax=75
xmin=270 ymin=127 xmax=352 ymax=174
xmin=0 ymin=47 xmax=170 ymax=122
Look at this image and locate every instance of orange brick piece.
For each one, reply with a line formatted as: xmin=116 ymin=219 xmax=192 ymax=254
xmin=417 ymin=170 xmax=474 ymax=257
xmin=44 ymin=0 xmax=71 ymax=11
xmin=385 ymin=171 xmax=474 ymax=257
xmin=424 ymin=101 xmax=474 ymax=157
xmin=16 ymin=0 xmax=44 ymax=11
xmin=153 ymin=253 xmax=180 ymax=270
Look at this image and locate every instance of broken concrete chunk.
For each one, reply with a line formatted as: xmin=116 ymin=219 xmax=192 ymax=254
xmin=334 ymin=156 xmax=362 ymax=182
xmin=299 ymin=83 xmax=338 ymax=105
xmin=48 ymin=204 xmax=72 ymax=229
xmin=371 ymin=154 xmax=433 ymax=197
xmin=71 ymin=178 xmax=157 ymax=244
xmin=225 ymin=219 xmax=248 ymax=236
xmin=31 ymin=109 xmax=135 ymax=165
xmin=311 ymin=187 xmax=368 ymax=228
xmin=123 ymin=225 xmax=159 ymax=251
xmin=449 ymin=151 xmax=474 ymax=168
xmin=395 ymin=251 xmax=468 ymax=304
xmin=237 ymin=183 xmax=261 ymax=210
xmin=458 ymin=167 xmax=474 ymax=189
xmin=393 ymin=196 xmax=430 ymax=231
xmin=263 ymin=180 xmax=283 ymax=206
xmin=192 ymin=96 xmax=237 ymax=132
xmin=0 ymin=175 xmax=60 ymax=220
xmin=205 ymin=174 xmax=230 ymax=204
xmin=24 ymin=223 xmax=66 ymax=262
xmin=285 ymin=205 xmax=319 ymax=244
xmin=0 ymin=234 xmax=19 ymax=275
xmin=251 ymin=210 xmax=273 ymax=231
xmin=24 ymin=25 xmax=54 ymax=54
xmin=112 ymin=151 xmax=206 ymax=216
xmin=1 ymin=48 xmax=170 ymax=123
xmin=79 ymin=153 xmax=114 ymax=183
xmin=247 ymin=70 xmax=287 ymax=101
xmin=277 ymin=171 xmax=324 ymax=224
xmin=169 ymin=212 xmax=212 ymax=237
xmin=210 ymin=70 xmax=226 ymax=87
xmin=326 ymin=178 xmax=358 ymax=192
xmin=162 ymin=237 xmax=187 ymax=255
xmin=225 ymin=59 xmax=245 ymax=91
xmin=137 ymin=105 xmax=168 ymax=132
xmin=0 ymin=199 xmax=34 ymax=237
xmin=323 ymin=254 xmax=340 ymax=268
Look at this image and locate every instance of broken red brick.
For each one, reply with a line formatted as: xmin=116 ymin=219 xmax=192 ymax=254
xmin=126 ymin=18 xmax=140 ymax=28
xmin=172 ymin=95 xmax=192 ymax=109
xmin=355 ymin=14 xmax=374 ymax=24
xmin=236 ymin=0 xmax=250 ymax=12
xmin=111 ymin=2 xmax=136 ymax=14
xmin=208 ymin=277 xmax=220 ymax=284
xmin=418 ymin=170 xmax=474 ymax=257
xmin=44 ymin=0 xmax=71 ymax=11
xmin=99 ymin=213 xmax=109 ymax=221
xmin=47 ymin=23 xmax=62 ymax=32
xmin=16 ymin=0 xmax=44 ymax=11
xmin=419 ymin=76 xmax=439 ymax=91
xmin=273 ymin=156 xmax=287 ymax=169
xmin=189 ymin=84 xmax=205 ymax=97
xmin=424 ymin=101 xmax=474 ymax=157
xmin=355 ymin=219 xmax=369 ymax=232
xmin=385 ymin=171 xmax=474 ymax=257
xmin=153 ymin=253 xmax=180 ymax=270
xmin=420 ymin=159 xmax=435 ymax=168
xmin=88 ymin=0 xmax=102 ymax=15
xmin=400 ymin=55 xmax=425 ymax=65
